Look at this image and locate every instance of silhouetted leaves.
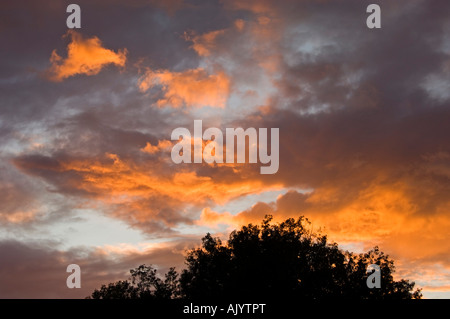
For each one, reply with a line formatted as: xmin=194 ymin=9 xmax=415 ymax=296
xmin=88 ymin=265 xmax=180 ymax=299
xmin=89 ymin=215 xmax=422 ymax=299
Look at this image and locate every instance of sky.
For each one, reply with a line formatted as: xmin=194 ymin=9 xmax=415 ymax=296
xmin=0 ymin=0 xmax=450 ymax=299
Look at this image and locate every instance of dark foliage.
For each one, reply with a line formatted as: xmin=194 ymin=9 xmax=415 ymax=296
xmin=89 ymin=215 xmax=422 ymax=299
xmin=88 ymin=265 xmax=180 ymax=299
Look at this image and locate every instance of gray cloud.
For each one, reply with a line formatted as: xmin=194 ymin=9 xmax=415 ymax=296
xmin=0 ymin=238 xmax=191 ymax=298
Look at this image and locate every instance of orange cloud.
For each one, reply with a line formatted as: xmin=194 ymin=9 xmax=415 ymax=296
xmin=13 ymin=152 xmax=277 ymax=232
xmin=0 ymin=210 xmax=36 ymax=224
xmin=197 ymin=183 xmax=450 ymax=255
xmin=46 ymin=30 xmax=127 ymax=82
xmin=140 ymin=140 xmax=173 ymax=154
xmin=184 ymin=29 xmax=226 ymax=57
xmin=196 ymin=207 xmax=234 ymax=228
xmin=234 ymin=19 xmax=246 ymax=32
xmin=98 ymin=241 xmax=180 ymax=256
xmin=196 ymin=203 xmax=273 ymax=229
xmin=195 ymin=182 xmax=450 ymax=298
xmin=138 ymin=68 xmax=230 ymax=108
xmin=0 ymin=180 xmax=40 ymax=225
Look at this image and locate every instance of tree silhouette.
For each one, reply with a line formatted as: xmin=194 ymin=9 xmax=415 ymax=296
xmin=89 ymin=280 xmax=137 ymax=299
xmin=88 ymin=215 xmax=422 ymax=299
xmin=88 ymin=265 xmax=180 ymax=299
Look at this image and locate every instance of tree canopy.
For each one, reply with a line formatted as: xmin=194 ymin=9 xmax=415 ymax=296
xmin=88 ymin=215 xmax=422 ymax=299
xmin=89 ymin=265 xmax=180 ymax=299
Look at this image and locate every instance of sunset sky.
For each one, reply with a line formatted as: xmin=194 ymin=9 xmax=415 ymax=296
xmin=1 ymin=0 xmax=450 ymax=299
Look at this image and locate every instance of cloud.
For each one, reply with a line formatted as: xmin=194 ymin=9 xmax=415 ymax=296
xmin=46 ymin=30 xmax=127 ymax=82
xmin=2 ymin=0 xmax=450 ymax=298
xmin=0 ymin=180 xmax=37 ymax=224
xmin=0 ymin=239 xmax=190 ymax=298
xmin=184 ymin=29 xmax=226 ymax=57
xmin=196 ymin=186 xmax=450 ymax=296
xmin=138 ymin=67 xmax=231 ymax=108
xmin=223 ymin=0 xmax=275 ymax=16
xmin=140 ymin=140 xmax=173 ymax=154
xmin=12 ymin=150 xmax=275 ymax=234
